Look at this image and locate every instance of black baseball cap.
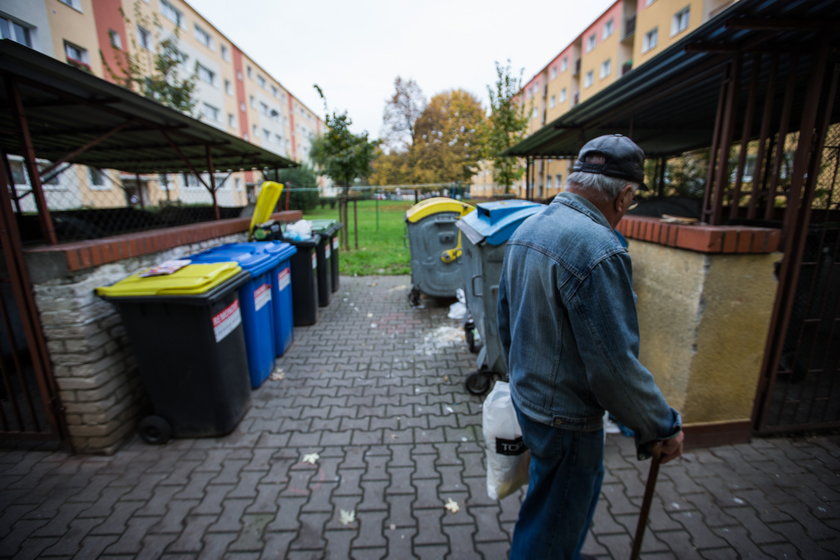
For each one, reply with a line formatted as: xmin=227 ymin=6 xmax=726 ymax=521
xmin=572 ymin=134 xmax=648 ymax=190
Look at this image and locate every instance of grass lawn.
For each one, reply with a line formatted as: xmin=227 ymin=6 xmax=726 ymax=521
xmin=302 ymin=200 xmax=413 ymax=276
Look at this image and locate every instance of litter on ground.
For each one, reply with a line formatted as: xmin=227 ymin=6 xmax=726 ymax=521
xmin=302 ymin=453 xmax=320 ymax=465
xmin=444 ymin=498 xmax=460 ymax=513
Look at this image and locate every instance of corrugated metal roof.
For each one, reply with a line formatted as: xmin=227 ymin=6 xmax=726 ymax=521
xmin=505 ymin=0 xmax=840 ymax=158
xmin=0 ymin=40 xmax=297 ymax=174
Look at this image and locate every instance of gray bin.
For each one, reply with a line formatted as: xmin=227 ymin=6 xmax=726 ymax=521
xmin=405 ymin=197 xmax=474 ymax=305
xmin=455 ymin=200 xmax=545 ymax=394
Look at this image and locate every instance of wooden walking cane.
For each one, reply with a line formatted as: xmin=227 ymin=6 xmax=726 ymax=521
xmin=630 ymin=443 xmax=663 ymax=560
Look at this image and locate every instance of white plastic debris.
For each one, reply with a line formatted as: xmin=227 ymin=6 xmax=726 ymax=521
xmin=270 ymin=369 xmax=285 ymax=381
xmin=285 ymin=220 xmax=313 ymax=241
xmin=444 ymin=498 xmax=460 ymax=513
xmin=367 ymin=312 xmax=373 ymax=318
xmin=414 ymin=326 xmax=465 ymax=356
xmin=448 ymin=301 xmax=467 ymax=320
xmin=370 ymin=323 xmax=378 ymax=328
xmin=302 ymin=453 xmax=320 ymax=465
xmin=339 ymin=509 xmax=356 ymax=525
xmin=733 ymin=497 xmax=745 ymax=505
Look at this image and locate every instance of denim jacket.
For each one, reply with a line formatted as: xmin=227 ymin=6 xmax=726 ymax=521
xmin=497 ymin=192 xmax=681 ymax=458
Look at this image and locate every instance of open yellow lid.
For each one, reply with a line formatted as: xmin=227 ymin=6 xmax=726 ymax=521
xmin=405 ymin=197 xmax=474 ymax=223
xmin=96 ymin=263 xmax=243 ymax=297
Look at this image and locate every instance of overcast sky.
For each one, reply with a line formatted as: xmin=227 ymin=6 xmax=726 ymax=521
xmin=189 ymin=0 xmax=615 ymax=139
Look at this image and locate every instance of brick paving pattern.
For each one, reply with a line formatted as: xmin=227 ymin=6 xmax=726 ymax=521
xmin=1 ymin=275 xmax=839 ymax=559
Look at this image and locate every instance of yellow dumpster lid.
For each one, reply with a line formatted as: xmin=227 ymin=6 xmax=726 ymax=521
xmin=96 ymin=262 xmax=243 ymax=298
xmin=405 ymin=197 xmax=474 ymax=223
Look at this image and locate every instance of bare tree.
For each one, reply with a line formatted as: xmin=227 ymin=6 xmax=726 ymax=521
xmin=381 ymin=77 xmax=426 ymax=152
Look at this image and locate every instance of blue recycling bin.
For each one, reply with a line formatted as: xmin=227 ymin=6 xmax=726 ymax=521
xmin=260 ymin=242 xmax=297 ymax=357
xmin=455 ymin=200 xmax=545 ymax=394
xmin=188 ymin=242 xmax=283 ymax=389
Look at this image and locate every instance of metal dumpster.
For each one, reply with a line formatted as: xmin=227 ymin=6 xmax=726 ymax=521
xmin=405 ymin=197 xmax=474 ymax=306
xmin=455 ymin=200 xmax=545 ymax=395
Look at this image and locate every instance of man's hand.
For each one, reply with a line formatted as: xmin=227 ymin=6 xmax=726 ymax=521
xmin=658 ymin=431 xmax=684 ymax=464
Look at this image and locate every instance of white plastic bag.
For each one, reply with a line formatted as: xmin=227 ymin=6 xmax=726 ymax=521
xmin=483 ymin=381 xmax=530 ymax=500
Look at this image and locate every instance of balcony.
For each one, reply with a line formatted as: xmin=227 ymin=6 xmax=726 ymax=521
xmin=572 ymin=59 xmax=581 ymax=77
xmin=622 ymin=15 xmax=636 ymax=42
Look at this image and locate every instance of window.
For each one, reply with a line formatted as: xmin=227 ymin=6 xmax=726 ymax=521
xmin=137 ymin=25 xmax=151 ymax=49
xmin=549 ymin=95 xmax=556 ymax=108
xmin=642 ymin=27 xmax=658 ymax=53
xmin=259 ymin=101 xmax=269 ymax=116
xmin=201 ymin=102 xmax=219 ymax=122
xmin=603 ymin=19 xmax=614 ymax=39
xmin=560 ymin=57 xmax=568 ymax=72
xmin=64 ymin=41 xmax=89 ymax=69
xmin=160 ymin=0 xmax=183 ymax=28
xmin=546 ymin=175 xmax=553 ymax=191
xmin=196 ymin=63 xmax=215 ymax=86
xmin=550 ymin=66 xmax=557 ymax=80
xmin=556 ymin=174 xmax=563 ymax=188
xmin=586 ymin=34 xmax=596 ymax=53
xmin=0 ymin=16 xmax=33 ymax=47
xmin=249 ymin=95 xmax=255 ymax=109
xmin=108 ymin=29 xmax=122 ymax=49
xmin=182 ymin=172 xmax=200 ymax=188
xmin=194 ymin=24 xmax=212 ymax=48
xmin=274 ymin=134 xmax=283 ymax=144
xmin=257 ymin=75 xmax=266 ymax=88
xmin=531 ymin=107 xmax=538 ymax=120
xmin=247 ymin=66 xmax=252 ymax=79
xmin=224 ymin=79 xmax=232 ymax=95
xmin=263 ymin=129 xmax=271 ymax=142
xmin=559 ymin=88 xmax=567 ymax=103
xmin=600 ymin=59 xmax=611 ymax=79
xmin=87 ymin=167 xmax=105 ymax=188
xmin=584 ymin=70 xmax=594 ymax=88
xmin=220 ymin=44 xmax=230 ymax=61
xmin=672 ymin=7 xmax=690 ymax=36
xmin=645 ymin=0 xmax=656 ymax=5
xmin=159 ymin=174 xmax=170 ymax=192
xmin=271 ymin=85 xmax=278 ymax=97
xmin=58 ymin=0 xmax=82 ymax=9
xmin=228 ymin=113 xmax=236 ymax=128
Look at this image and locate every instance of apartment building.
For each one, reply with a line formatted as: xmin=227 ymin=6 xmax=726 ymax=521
xmin=0 ymin=0 xmax=323 ymax=211
xmin=476 ymin=0 xmax=735 ymax=200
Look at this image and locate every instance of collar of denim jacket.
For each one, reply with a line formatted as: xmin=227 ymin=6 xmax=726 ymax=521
xmin=554 ymin=191 xmax=612 ymax=230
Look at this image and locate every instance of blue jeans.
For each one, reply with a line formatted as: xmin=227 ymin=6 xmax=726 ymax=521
xmin=511 ymin=407 xmax=605 ymax=560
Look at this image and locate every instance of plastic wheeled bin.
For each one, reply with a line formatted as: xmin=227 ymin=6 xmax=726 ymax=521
xmin=313 ymin=231 xmax=332 ymax=307
xmin=309 ymin=219 xmax=342 ymax=293
xmin=188 ymin=242 xmax=296 ymax=387
xmin=96 ymin=262 xmax=251 ymax=444
xmin=284 ymin=235 xmax=320 ymax=326
xmin=455 ymin=200 xmax=545 ymax=395
xmin=405 ymin=197 xmax=474 ymax=306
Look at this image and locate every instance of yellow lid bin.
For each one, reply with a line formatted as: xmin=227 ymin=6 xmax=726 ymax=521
xmin=96 ymin=262 xmax=243 ymax=298
xmin=405 ymin=197 xmax=473 ymax=223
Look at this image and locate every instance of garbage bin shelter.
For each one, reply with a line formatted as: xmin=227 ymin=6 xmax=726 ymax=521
xmin=455 ymin=200 xmax=545 ymax=394
xmin=405 ymin=197 xmax=474 ymax=306
xmin=309 ymin=219 xmax=342 ymax=293
xmin=187 ymin=243 xmax=283 ymax=389
xmin=96 ymin=262 xmax=251 ymax=444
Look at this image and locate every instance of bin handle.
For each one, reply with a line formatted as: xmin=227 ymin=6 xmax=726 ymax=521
xmin=471 ymin=274 xmax=482 ymax=297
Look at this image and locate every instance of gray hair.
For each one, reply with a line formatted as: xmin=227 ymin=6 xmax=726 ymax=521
xmin=566 ymin=154 xmax=639 ymax=204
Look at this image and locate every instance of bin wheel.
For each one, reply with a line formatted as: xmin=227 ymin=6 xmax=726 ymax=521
xmin=139 ymin=415 xmax=172 ymax=445
xmin=464 ymin=320 xmax=478 ymax=354
xmin=408 ymin=288 xmax=421 ymax=307
xmin=465 ymin=370 xmax=493 ymax=396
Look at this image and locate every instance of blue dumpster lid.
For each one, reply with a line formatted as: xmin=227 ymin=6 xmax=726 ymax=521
xmin=189 ymin=242 xmax=287 ymax=276
xmin=254 ymin=241 xmax=297 ymax=262
xmin=455 ymin=200 xmax=544 ymax=246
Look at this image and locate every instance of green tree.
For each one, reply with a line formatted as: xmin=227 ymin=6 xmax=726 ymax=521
xmin=265 ymin=165 xmax=320 ymax=212
xmin=309 ymin=110 xmax=378 ymax=189
xmin=484 ymin=60 xmax=529 ymax=192
xmin=411 ymin=89 xmax=486 ymax=184
xmin=101 ymin=1 xmax=197 ymax=115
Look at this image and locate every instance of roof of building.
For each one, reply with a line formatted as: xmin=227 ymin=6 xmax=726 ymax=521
xmin=505 ymin=0 xmax=840 ymax=158
xmin=0 ymin=40 xmax=297 ymax=174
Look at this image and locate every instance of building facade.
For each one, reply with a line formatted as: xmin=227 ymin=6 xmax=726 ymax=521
xmin=1 ymin=0 xmax=323 ymax=210
xmin=474 ymin=0 xmax=735 ymax=200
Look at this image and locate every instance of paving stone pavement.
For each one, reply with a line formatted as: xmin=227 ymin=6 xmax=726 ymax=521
xmin=1 ymin=275 xmax=839 ymax=559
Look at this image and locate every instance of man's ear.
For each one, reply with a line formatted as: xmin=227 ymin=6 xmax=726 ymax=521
xmin=615 ymin=185 xmax=634 ymax=212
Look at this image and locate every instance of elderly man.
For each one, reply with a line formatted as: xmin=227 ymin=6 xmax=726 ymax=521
xmin=498 ymin=134 xmax=684 ymax=559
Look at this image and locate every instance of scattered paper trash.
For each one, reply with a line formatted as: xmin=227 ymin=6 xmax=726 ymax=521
xmin=444 ymin=498 xmax=460 ymax=513
xmin=270 ymin=369 xmax=285 ymax=381
xmin=367 ymin=312 xmax=373 ymax=318
xmin=339 ymin=509 xmax=356 ymax=525
xmin=302 ymin=453 xmax=320 ymax=465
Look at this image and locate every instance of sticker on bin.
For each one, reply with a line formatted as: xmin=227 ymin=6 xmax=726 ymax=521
xmin=254 ymin=283 xmax=271 ymax=311
xmin=278 ymin=267 xmax=291 ymax=290
xmin=326 ymin=245 xmax=331 ymax=259
xmin=332 ymin=238 xmax=339 ymax=250
xmin=311 ymin=253 xmax=317 ymax=270
xmin=212 ymin=300 xmax=242 ymax=343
